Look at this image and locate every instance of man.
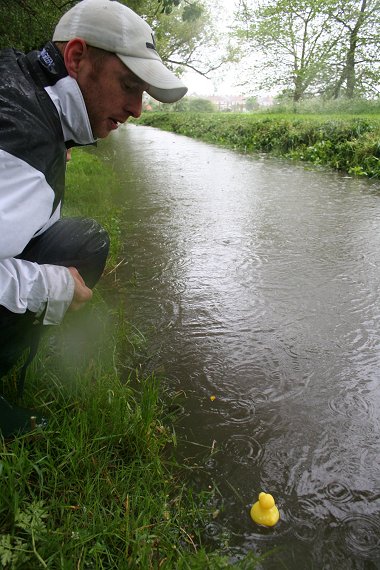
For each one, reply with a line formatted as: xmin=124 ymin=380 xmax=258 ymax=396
xmin=0 ymin=0 xmax=187 ymax=437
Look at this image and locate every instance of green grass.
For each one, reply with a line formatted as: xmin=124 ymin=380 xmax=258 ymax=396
xmin=136 ymin=111 xmax=380 ymax=178
xmin=64 ymin=149 xmax=123 ymax=271
xmin=0 ymin=150 xmax=258 ymax=569
xmin=1 ymin=353 xmax=214 ymax=568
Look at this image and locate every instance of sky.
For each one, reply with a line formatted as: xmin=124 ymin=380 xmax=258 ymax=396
xmin=183 ymin=69 xmax=242 ymax=98
xmin=182 ymin=0 xmax=243 ymax=98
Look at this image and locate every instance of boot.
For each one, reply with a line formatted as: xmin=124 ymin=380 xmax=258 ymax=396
xmin=0 ymin=395 xmax=47 ymax=439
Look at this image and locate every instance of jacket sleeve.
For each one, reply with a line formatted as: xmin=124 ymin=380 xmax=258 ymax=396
xmin=0 ymin=258 xmax=74 ymax=325
xmin=0 ymin=149 xmax=74 ymax=324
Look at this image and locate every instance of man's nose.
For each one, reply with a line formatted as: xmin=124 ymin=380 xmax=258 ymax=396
xmin=126 ymin=92 xmax=143 ymax=119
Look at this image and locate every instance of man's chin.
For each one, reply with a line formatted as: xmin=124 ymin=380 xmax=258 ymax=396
xmin=94 ymin=129 xmax=111 ymax=139
xmin=92 ymin=122 xmax=115 ymax=139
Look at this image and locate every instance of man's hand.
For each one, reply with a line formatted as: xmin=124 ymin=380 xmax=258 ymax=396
xmin=67 ymin=266 xmax=93 ymax=311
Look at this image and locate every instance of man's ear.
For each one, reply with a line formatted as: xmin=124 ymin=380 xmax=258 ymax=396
xmin=63 ymin=38 xmax=88 ymax=79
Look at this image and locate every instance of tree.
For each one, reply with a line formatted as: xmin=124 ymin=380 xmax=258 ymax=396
xmin=142 ymin=0 xmax=235 ymax=81
xmin=188 ymin=97 xmax=216 ymax=111
xmin=245 ymin=95 xmax=259 ymax=110
xmin=0 ymin=0 xmax=63 ymax=52
xmin=234 ymin=0 xmax=338 ymax=102
xmin=141 ymin=0 xmax=213 ymax=75
xmin=325 ymin=0 xmax=380 ymax=98
xmin=234 ymin=0 xmax=380 ymax=101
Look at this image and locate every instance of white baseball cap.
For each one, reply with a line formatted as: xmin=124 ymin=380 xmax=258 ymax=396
xmin=53 ymin=0 xmax=188 ymax=103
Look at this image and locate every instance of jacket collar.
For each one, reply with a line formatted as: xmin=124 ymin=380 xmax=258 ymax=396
xmin=35 ymin=42 xmax=96 ymax=146
xmin=45 ymin=76 xmax=96 ymax=146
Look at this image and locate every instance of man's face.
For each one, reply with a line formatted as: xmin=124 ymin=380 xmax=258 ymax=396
xmin=75 ymin=48 xmax=148 ymax=139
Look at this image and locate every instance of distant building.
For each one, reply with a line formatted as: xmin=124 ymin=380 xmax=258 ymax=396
xmin=188 ymin=93 xmax=248 ymax=111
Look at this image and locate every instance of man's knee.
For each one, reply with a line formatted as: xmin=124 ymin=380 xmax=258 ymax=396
xmin=75 ymin=218 xmax=110 ymax=260
xmin=18 ymin=217 xmax=110 ymax=288
xmin=67 ymin=218 xmax=110 ymax=287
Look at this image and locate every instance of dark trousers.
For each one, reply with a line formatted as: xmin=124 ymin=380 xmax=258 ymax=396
xmin=0 ymin=217 xmax=110 ymax=381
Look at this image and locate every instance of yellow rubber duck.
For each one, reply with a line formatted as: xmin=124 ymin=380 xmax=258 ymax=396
xmin=250 ymin=492 xmax=279 ymax=527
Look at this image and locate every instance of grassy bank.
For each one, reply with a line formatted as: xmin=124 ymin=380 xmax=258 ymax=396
xmin=137 ymin=112 xmax=380 ymax=178
xmin=0 ymin=150 xmax=254 ymax=569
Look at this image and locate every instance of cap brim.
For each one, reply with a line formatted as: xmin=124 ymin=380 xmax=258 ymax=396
xmin=117 ymin=54 xmax=188 ymax=103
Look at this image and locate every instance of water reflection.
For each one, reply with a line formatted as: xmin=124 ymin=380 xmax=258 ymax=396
xmin=95 ymin=125 xmax=380 ymax=568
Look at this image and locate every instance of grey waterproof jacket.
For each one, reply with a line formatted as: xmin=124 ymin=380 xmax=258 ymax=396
xmin=0 ymin=42 xmax=95 ymax=324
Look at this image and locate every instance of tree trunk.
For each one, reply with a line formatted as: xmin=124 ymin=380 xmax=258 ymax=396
xmin=292 ymin=71 xmax=304 ymax=102
xmin=333 ymin=0 xmax=367 ymax=99
xmin=345 ymin=38 xmax=357 ymax=98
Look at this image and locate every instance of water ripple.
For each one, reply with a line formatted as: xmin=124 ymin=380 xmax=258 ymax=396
xmin=223 ymin=434 xmax=264 ymax=465
xmin=325 ymin=481 xmax=353 ymax=504
xmin=222 ymin=398 xmax=256 ymax=425
xmin=329 ymin=390 xmax=371 ymax=418
xmin=340 ymin=514 xmax=380 ymax=560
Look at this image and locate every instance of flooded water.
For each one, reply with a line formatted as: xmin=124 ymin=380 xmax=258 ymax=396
xmin=95 ymin=124 xmax=380 ymax=569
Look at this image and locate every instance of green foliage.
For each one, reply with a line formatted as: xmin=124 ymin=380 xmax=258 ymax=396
xmin=0 ymin=359 xmax=213 ymax=567
xmin=234 ymin=0 xmax=380 ymax=101
xmin=158 ymin=0 xmax=181 ymax=14
xmin=271 ymin=96 xmax=380 ymax=116
xmin=0 ymin=500 xmax=48 ymax=568
xmin=148 ymin=0 xmax=211 ymax=74
xmin=148 ymin=96 xmax=217 ymax=112
xmin=234 ymin=0 xmax=335 ymax=101
xmin=0 ymin=0 xmax=61 ymax=51
xmin=182 ymin=2 xmax=204 ymax=21
xmin=137 ymin=111 xmax=380 ymax=178
xmin=186 ymin=98 xmax=217 ymax=112
xmin=245 ymin=96 xmax=259 ymax=111
xmin=155 ymin=0 xmax=204 ymax=19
